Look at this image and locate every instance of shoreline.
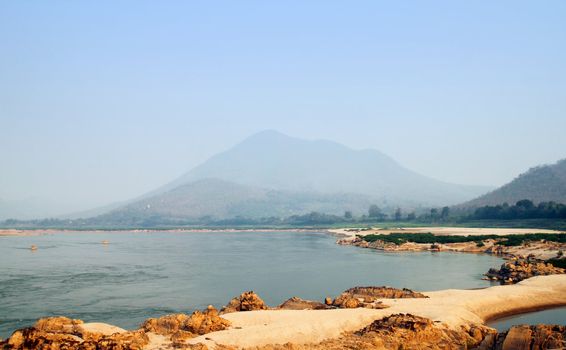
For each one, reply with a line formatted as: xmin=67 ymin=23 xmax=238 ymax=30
xmin=4 ymin=275 xmax=565 ymax=349
xmin=3 ymin=226 xmax=566 ymax=348
xmin=185 ymin=275 xmax=566 ymax=348
xmin=0 ymin=228 xmax=326 ymax=237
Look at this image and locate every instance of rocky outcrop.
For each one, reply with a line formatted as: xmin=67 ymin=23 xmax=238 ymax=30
xmin=485 ymin=258 xmax=565 ymax=283
xmin=248 ymin=314 xmax=495 ymax=349
xmin=331 ymin=286 xmax=427 ymax=309
xmin=2 ymin=316 xmax=149 ymax=350
xmin=142 ymin=305 xmax=231 ymax=342
xmin=277 ymin=297 xmax=330 ymax=310
xmin=494 ymin=324 xmax=566 ymax=350
xmin=221 ymin=291 xmax=269 ymax=314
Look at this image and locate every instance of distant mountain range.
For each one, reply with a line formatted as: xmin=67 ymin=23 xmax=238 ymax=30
xmin=95 ymin=131 xmax=492 ymax=223
xmin=460 ymin=159 xmax=566 ymax=208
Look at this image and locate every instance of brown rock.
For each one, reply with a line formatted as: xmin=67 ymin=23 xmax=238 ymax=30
xmin=278 ymin=297 xmax=330 ymax=310
xmin=33 ymin=316 xmax=84 ymax=334
xmin=142 ymin=306 xmax=231 ymax=338
xmin=331 ymin=286 xmax=426 ymax=308
xmin=495 ymin=324 xmax=566 ymax=350
xmin=91 ymin=330 xmax=149 ymax=350
xmin=221 ymin=291 xmax=269 ymax=314
xmin=485 ymin=258 xmax=565 ymax=284
xmin=250 ymin=314 xmax=494 ymax=349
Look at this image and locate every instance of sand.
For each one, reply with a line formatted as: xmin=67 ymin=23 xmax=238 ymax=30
xmin=177 ymin=275 xmax=566 ymax=349
xmin=330 ymin=226 xmax=564 ymax=238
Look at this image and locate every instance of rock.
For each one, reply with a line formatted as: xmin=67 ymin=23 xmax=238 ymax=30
xmin=331 ymin=286 xmax=426 ymax=308
xmin=33 ymin=316 xmax=84 ymax=334
xmin=284 ymin=314 xmax=496 ymax=350
xmin=90 ymin=330 xmax=149 ymax=350
xmin=221 ymin=291 xmax=269 ymax=314
xmin=495 ymin=324 xmax=566 ymax=350
xmin=2 ymin=317 xmax=149 ymax=350
xmin=500 ymin=325 xmax=532 ymax=350
xmin=142 ymin=306 xmax=231 ymax=339
xmin=278 ymin=297 xmax=330 ymax=310
xmin=484 ymin=258 xmax=565 ymax=283
xmin=324 ymin=297 xmax=333 ymax=305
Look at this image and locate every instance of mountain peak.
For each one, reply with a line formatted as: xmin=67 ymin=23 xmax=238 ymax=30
xmin=460 ymin=158 xmax=566 ymax=208
xmin=162 ymin=131 xmax=489 ymax=206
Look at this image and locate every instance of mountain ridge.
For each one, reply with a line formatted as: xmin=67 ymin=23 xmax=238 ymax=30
xmin=459 ymin=159 xmax=566 ymax=208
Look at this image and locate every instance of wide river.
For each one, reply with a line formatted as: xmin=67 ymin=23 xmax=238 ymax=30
xmin=0 ymin=230 xmax=524 ymax=338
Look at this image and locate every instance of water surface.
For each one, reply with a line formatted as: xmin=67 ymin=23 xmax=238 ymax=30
xmin=0 ymin=231 xmax=505 ymax=337
xmin=488 ymin=307 xmax=566 ymax=331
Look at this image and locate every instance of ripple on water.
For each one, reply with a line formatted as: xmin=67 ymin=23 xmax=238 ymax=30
xmin=0 ymin=231 xmax=506 ymax=338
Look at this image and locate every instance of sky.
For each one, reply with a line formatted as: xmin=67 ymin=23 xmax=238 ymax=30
xmin=1 ymin=1 xmax=566 ymax=215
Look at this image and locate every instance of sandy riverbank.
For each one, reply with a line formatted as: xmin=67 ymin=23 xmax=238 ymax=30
xmin=178 ymin=275 xmax=566 ymax=349
xmin=4 ymin=275 xmax=565 ymax=349
xmin=329 ymin=226 xmax=564 ymax=238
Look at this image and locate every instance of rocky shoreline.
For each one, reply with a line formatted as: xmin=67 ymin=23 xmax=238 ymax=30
xmin=2 ymin=276 xmax=566 ymax=349
xmin=336 ymin=232 xmax=566 ymax=284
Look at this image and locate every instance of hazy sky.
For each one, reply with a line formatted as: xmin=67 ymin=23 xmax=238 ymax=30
xmin=1 ymin=1 xmax=565 ymax=213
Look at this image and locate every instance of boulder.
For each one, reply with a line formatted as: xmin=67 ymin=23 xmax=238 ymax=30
xmin=331 ymin=286 xmax=426 ymax=308
xmin=2 ymin=317 xmax=149 ymax=350
xmin=485 ymin=258 xmax=565 ymax=283
xmin=142 ymin=305 xmax=231 ymax=338
xmin=495 ymin=324 xmax=566 ymax=350
xmin=221 ymin=291 xmax=269 ymax=314
xmin=278 ymin=297 xmax=329 ymax=310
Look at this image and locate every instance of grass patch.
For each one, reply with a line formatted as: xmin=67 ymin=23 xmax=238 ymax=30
xmin=361 ymin=232 xmax=566 ymax=246
xmin=547 ymin=258 xmax=566 ymax=269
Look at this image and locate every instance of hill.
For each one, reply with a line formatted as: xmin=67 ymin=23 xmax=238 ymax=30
xmin=461 ymin=159 xmax=566 ymax=208
xmin=95 ymin=178 xmax=377 ymax=224
xmin=153 ymin=130 xmax=490 ymax=207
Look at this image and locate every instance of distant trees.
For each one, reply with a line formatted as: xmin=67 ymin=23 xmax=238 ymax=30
xmin=368 ymin=205 xmax=386 ymax=221
xmin=394 ymin=208 xmax=402 ymax=221
xmin=472 ymin=200 xmax=566 ymax=220
xmin=368 ymin=204 xmax=381 ymax=218
xmin=430 ymin=208 xmax=439 ymax=221
xmin=441 ymin=206 xmax=450 ymax=220
xmin=344 ymin=210 xmax=353 ymax=219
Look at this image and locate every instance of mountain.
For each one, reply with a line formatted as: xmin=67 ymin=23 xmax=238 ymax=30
xmin=460 ymin=159 xmax=566 ymax=208
xmin=96 ymin=178 xmax=377 ymax=223
xmin=157 ymin=130 xmax=490 ymax=206
xmin=96 ymin=131 xmax=491 ymax=223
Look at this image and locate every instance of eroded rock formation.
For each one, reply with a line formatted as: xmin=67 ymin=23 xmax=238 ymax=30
xmin=485 ymin=258 xmax=565 ymax=283
xmin=494 ymin=324 xmax=566 ymax=350
xmin=221 ymin=291 xmax=269 ymax=314
xmin=277 ymin=297 xmax=330 ymax=310
xmin=142 ymin=305 xmax=231 ymax=342
xmin=331 ymin=286 xmax=427 ymax=309
xmin=246 ymin=314 xmax=495 ymax=350
xmin=2 ymin=316 xmax=149 ymax=350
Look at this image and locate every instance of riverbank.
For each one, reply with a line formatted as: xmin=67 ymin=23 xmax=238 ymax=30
xmin=186 ymin=275 xmax=566 ymax=348
xmin=0 ymin=228 xmax=319 ymax=237
xmin=331 ymin=226 xmax=566 ymax=260
xmin=3 ymin=275 xmax=566 ymax=349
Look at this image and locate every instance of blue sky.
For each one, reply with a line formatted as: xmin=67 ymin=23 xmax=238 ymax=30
xmin=1 ymin=1 xmax=565 ymax=213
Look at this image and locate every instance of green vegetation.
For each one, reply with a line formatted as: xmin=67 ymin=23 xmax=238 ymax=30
xmin=361 ymin=232 xmax=566 ymax=246
xmin=547 ymin=258 xmax=566 ymax=269
xmin=3 ymin=200 xmax=566 ymax=230
xmin=471 ymin=200 xmax=566 ymax=220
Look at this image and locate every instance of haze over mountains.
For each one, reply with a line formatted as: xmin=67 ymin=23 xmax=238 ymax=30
xmin=96 ymin=131 xmax=492 ymax=223
xmin=461 ymin=159 xmax=566 ymax=208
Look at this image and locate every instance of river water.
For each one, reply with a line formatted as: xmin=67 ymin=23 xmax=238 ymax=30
xmin=0 ymin=230 xmax=544 ymax=337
